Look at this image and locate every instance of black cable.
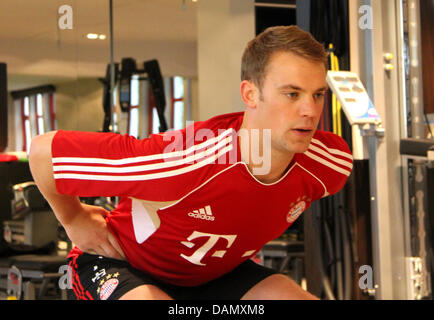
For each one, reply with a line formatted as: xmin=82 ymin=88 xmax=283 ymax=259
xmin=334 ymin=197 xmax=344 ymax=300
xmin=323 ymin=219 xmax=336 ymax=292
xmin=339 ymin=203 xmax=352 ymax=300
xmin=316 ymin=203 xmax=336 ymax=300
xmin=343 ymin=204 xmax=358 ymax=284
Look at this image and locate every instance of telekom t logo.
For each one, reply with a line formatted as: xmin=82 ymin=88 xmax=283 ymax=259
xmin=180 ymin=231 xmax=237 ymax=266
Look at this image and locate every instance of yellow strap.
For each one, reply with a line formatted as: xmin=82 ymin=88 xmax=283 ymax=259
xmin=334 ymin=54 xmax=342 ymax=137
xmin=330 ymin=48 xmax=337 ymax=134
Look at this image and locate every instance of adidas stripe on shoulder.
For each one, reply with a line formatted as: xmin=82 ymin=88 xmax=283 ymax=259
xmin=304 ymin=136 xmax=353 ymax=177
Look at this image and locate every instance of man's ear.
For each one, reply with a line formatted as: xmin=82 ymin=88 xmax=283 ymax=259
xmin=240 ymin=80 xmax=259 ymax=109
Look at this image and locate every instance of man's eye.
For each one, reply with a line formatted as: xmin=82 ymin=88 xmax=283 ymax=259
xmin=286 ymin=92 xmax=298 ymax=98
xmin=314 ymin=92 xmax=325 ymax=99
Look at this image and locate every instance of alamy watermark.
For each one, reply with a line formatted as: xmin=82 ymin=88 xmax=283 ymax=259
xmin=59 ymin=263 xmax=376 ymax=293
xmin=58 ymin=5 xmax=73 ymax=30
xmin=57 ymin=4 xmax=373 ymax=32
xmin=359 ymin=5 xmax=373 ymax=30
xmin=358 ymin=264 xmax=374 ymax=290
xmin=160 ymin=121 xmax=272 ymax=176
xmin=58 ymin=265 xmax=73 ymax=290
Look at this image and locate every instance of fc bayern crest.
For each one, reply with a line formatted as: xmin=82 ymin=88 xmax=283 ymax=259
xmin=287 ymin=201 xmax=306 ymax=224
xmin=99 ymin=278 xmax=119 ymax=300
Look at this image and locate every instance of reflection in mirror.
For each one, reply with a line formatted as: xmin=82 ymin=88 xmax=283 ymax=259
xmin=106 ymin=1 xmax=197 ymax=139
xmin=1 ymin=1 xmax=112 ymax=155
xmin=2 ymin=0 xmax=198 ymax=154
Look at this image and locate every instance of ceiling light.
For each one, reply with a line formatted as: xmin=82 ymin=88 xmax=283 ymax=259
xmin=87 ymin=33 xmax=98 ymax=39
xmin=87 ymin=33 xmax=107 ymax=40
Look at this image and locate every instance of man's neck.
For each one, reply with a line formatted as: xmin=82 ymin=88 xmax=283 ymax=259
xmin=239 ymin=115 xmax=294 ymax=184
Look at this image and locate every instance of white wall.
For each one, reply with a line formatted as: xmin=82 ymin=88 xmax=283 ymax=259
xmin=55 ymin=78 xmax=104 ymax=132
xmin=5 ymin=92 xmax=17 ymax=152
xmin=197 ymin=0 xmax=255 ymax=121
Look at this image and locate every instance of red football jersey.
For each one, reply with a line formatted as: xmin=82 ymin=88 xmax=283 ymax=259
xmin=52 ymin=112 xmax=353 ymax=286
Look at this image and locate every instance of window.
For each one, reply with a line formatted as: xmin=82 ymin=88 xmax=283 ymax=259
xmin=172 ymin=76 xmax=185 ymax=131
xmin=11 ymin=85 xmax=56 ymax=153
xmin=36 ymin=94 xmax=45 ymax=134
xmin=128 ymin=75 xmax=140 ymax=138
xmin=22 ymin=97 xmax=31 ymax=153
xmin=149 ymin=76 xmax=186 ymax=135
xmin=118 ymin=76 xmax=191 ymax=138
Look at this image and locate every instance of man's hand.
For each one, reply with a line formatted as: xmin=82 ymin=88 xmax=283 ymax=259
xmin=63 ymin=203 xmax=126 ymax=261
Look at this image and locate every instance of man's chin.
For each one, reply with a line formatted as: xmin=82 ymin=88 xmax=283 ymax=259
xmin=293 ymin=146 xmax=310 ymax=154
xmin=274 ymin=134 xmax=314 ymax=155
xmin=288 ymin=140 xmax=313 ymax=154
xmin=274 ymin=143 xmax=308 ymax=156
xmin=288 ymin=137 xmax=314 ymax=152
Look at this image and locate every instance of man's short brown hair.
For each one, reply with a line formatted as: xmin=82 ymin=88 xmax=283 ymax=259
xmin=241 ymin=25 xmax=328 ymax=91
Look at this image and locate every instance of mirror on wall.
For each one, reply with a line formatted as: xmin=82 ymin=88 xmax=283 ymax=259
xmin=107 ymin=0 xmax=197 ymax=138
xmin=1 ymin=0 xmax=198 ymax=155
xmin=1 ymin=1 xmax=110 ymax=153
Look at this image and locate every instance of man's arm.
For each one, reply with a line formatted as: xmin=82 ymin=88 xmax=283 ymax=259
xmin=29 ymin=132 xmax=125 ymax=260
xmin=29 ymin=132 xmax=84 ymax=224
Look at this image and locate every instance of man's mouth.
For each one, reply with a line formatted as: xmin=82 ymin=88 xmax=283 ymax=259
xmin=292 ymin=128 xmax=314 ymax=136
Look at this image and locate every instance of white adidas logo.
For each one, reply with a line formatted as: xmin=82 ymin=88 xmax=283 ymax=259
xmin=188 ymin=205 xmax=215 ymax=221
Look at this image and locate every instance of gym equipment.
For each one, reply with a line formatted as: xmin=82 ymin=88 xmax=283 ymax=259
xmin=0 ymin=63 xmax=7 ymax=153
xmin=144 ymin=59 xmax=168 ymax=133
xmin=327 ymin=70 xmax=384 ymax=298
xmin=400 ymin=139 xmax=434 ymax=160
xmin=3 ymin=182 xmax=58 ymax=247
xmin=100 ymin=57 xmax=168 ymax=134
xmin=299 ymin=3 xmax=356 ymax=300
xmin=119 ymin=58 xmax=137 ymax=112
xmin=100 ymin=63 xmax=119 ymax=132
xmin=399 ymin=138 xmax=434 ymax=299
xmin=0 ymin=161 xmax=33 ymax=237
xmin=329 ymin=70 xmax=433 ymax=299
xmin=326 ymin=71 xmax=381 ymax=126
xmin=0 ymin=181 xmax=68 ymax=300
xmin=262 ymin=239 xmax=305 ymax=285
xmin=4 ymin=255 xmax=66 ymax=300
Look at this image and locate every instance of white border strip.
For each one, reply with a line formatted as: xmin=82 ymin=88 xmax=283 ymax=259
xmin=296 ymin=163 xmax=328 ymax=198
xmin=308 ymin=144 xmax=353 ymax=170
xmin=310 ymin=138 xmax=353 ymax=160
xmin=304 ymin=151 xmax=352 ymax=176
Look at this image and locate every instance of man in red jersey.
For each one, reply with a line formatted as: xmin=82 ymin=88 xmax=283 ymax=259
xmin=29 ymin=25 xmax=353 ymax=300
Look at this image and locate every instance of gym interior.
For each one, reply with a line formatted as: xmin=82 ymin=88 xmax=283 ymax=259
xmin=0 ymin=0 xmax=433 ymax=301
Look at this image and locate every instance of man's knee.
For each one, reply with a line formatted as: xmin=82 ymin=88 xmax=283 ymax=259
xmin=118 ymin=284 xmax=173 ymax=300
xmin=241 ymin=274 xmax=319 ymax=300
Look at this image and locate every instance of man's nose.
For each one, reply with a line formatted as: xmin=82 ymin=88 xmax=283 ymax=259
xmin=299 ymin=97 xmax=318 ymax=117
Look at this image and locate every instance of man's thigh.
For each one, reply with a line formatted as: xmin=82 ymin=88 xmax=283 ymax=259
xmin=118 ymin=259 xmax=279 ymax=300
xmin=241 ymin=274 xmax=319 ymax=300
xmin=174 ymin=259 xmax=279 ymax=300
xmin=119 ymin=284 xmax=173 ymax=300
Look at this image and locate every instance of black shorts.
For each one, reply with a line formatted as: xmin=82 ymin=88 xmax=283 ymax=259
xmin=66 ymin=253 xmax=277 ymax=300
